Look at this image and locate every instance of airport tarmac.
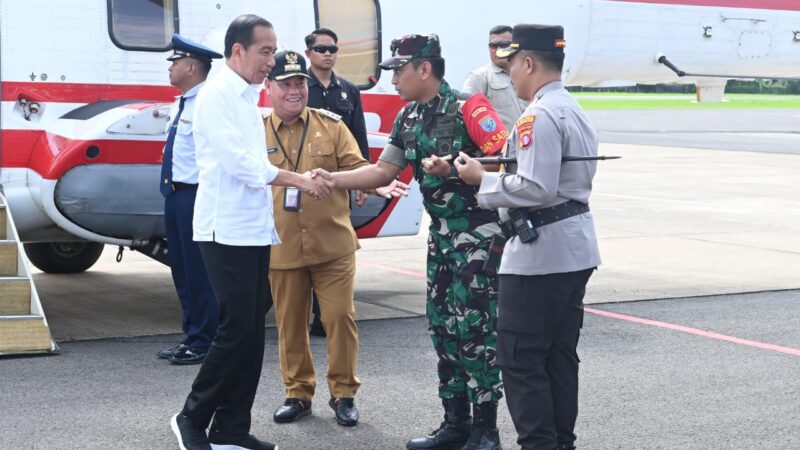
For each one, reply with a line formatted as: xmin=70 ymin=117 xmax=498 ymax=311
xmin=3 ymin=108 xmax=800 ymax=449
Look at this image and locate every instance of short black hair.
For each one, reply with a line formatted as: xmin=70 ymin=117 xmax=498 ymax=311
xmin=519 ymin=49 xmax=564 ymax=72
xmin=411 ymin=57 xmax=445 ymax=81
xmin=195 ymin=59 xmax=212 ymax=77
xmin=224 ymin=14 xmax=273 ymax=58
xmin=305 ymin=28 xmax=339 ymax=48
xmin=489 ymin=25 xmax=513 ymax=35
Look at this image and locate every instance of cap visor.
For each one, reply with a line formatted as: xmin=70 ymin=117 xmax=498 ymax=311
xmin=378 ymin=57 xmax=410 ymax=70
xmin=166 ymin=54 xmax=184 ymax=61
xmin=271 ymin=73 xmax=311 ymax=81
xmin=495 ymin=47 xmax=520 ymax=59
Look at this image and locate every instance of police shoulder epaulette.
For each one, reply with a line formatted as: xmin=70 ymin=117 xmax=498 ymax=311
xmin=314 ymin=108 xmax=342 ymax=121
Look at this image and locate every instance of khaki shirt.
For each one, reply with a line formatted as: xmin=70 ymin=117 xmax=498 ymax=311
xmin=462 ymin=64 xmax=528 ymax=132
xmin=477 ymin=81 xmax=602 ymax=275
xmin=266 ymin=108 xmax=369 ymax=269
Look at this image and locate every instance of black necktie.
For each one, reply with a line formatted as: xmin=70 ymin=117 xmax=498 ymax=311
xmin=160 ymin=96 xmax=186 ymax=197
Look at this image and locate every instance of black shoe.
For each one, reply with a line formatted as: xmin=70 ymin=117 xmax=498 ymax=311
xmin=406 ymin=396 xmax=471 ymax=450
xmin=171 ymin=413 xmax=211 ymax=450
xmin=169 ymin=346 xmax=207 ymax=365
xmin=461 ymin=403 xmax=502 ymax=450
xmin=158 ymin=343 xmax=187 ymax=359
xmin=273 ymin=398 xmax=312 ymax=423
xmin=329 ymin=397 xmax=359 ymax=426
xmin=209 ymin=429 xmax=279 ymax=450
xmin=309 ymin=317 xmax=326 ymax=337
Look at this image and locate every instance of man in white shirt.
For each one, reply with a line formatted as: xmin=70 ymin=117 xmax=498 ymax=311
xmin=171 ymin=14 xmax=330 ymax=450
xmin=462 ymin=25 xmax=529 ymax=131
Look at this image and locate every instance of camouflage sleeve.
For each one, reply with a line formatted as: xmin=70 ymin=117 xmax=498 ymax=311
xmin=387 ymin=105 xmax=409 ymax=149
xmin=460 ymin=93 xmax=509 ymax=156
xmin=380 ymin=106 xmax=411 ymax=169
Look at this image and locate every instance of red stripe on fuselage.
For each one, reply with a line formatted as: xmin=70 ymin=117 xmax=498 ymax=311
xmin=1 ymin=82 xmax=179 ymax=103
xmin=608 ymin=0 xmax=800 ymax=11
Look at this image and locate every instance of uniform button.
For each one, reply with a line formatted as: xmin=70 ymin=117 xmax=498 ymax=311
xmin=292 ymin=150 xmax=297 ymax=154
xmin=302 ymin=228 xmax=307 ymax=233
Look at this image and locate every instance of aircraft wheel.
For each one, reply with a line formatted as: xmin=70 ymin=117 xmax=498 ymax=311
xmin=23 ymin=242 xmax=105 ymax=274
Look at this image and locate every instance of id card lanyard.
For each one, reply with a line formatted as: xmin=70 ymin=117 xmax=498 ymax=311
xmin=269 ymin=116 xmax=310 ymax=211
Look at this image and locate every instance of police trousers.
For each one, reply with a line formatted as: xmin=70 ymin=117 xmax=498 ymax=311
xmin=497 ymin=268 xmax=594 ymax=450
xmin=182 ymin=242 xmax=272 ymax=435
xmin=269 ymin=253 xmax=361 ymax=400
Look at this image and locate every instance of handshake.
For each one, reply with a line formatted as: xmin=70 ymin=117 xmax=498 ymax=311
xmin=297 ymin=169 xmax=411 ymax=202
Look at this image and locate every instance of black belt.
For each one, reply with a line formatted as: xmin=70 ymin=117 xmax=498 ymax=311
xmin=501 ymin=200 xmax=589 ymax=240
xmin=172 ymin=182 xmax=198 ymax=191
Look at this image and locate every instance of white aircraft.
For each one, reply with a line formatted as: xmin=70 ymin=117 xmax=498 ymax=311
xmin=1 ymin=0 xmax=797 ymax=273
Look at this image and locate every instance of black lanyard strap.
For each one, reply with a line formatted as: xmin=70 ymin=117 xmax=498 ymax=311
xmin=269 ymin=115 xmax=310 ymax=173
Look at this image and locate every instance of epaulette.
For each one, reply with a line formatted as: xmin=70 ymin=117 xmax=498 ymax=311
xmin=314 ymin=108 xmax=342 ymax=121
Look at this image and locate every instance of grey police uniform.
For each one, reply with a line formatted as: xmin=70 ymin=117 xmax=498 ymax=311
xmin=475 ymin=23 xmax=602 ymax=450
xmin=478 ymin=80 xmax=601 ymax=278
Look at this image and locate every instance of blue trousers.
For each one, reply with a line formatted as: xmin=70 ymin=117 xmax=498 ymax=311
xmin=164 ymin=186 xmax=218 ymax=352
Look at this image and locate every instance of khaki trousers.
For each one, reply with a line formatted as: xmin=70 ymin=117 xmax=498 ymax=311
xmin=269 ymin=253 xmax=361 ymax=400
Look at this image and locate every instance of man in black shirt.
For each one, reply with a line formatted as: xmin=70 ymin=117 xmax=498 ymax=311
xmin=304 ymin=28 xmax=371 ymax=337
xmin=304 ymin=28 xmax=369 ymax=160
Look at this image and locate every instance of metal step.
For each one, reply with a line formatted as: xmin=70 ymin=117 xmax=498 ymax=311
xmin=0 ymin=208 xmax=7 ymax=240
xmin=0 ymin=277 xmax=32 ymax=315
xmin=0 ymin=240 xmax=18 ymax=276
xmin=0 ymin=315 xmax=54 ymax=354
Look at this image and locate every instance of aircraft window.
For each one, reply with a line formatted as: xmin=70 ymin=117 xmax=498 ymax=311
xmin=107 ymin=0 xmax=178 ymax=51
xmin=314 ymin=0 xmax=381 ymax=89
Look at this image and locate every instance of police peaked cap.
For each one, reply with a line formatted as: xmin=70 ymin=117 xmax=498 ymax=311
xmin=496 ymin=24 xmax=566 ymax=58
xmin=167 ymin=34 xmax=223 ymax=62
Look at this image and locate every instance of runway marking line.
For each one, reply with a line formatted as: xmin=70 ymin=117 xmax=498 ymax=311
xmin=358 ymin=259 xmax=800 ymax=357
xmin=585 ymin=307 xmax=800 ymax=357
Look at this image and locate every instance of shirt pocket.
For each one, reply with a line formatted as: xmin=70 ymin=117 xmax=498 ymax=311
xmin=306 ymin=138 xmax=338 ymax=172
xmin=488 ymin=79 xmax=513 ymax=109
xmin=267 ymin=147 xmax=286 ymax=167
xmin=176 ymin=120 xmax=193 ymax=136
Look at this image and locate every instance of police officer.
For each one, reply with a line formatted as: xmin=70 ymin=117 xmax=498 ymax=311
xmin=304 ymin=27 xmax=371 ymax=337
xmin=157 ymin=34 xmax=221 ymax=365
xmin=265 ymin=50 xmax=367 ymax=428
xmin=316 ymin=34 xmax=509 ymax=450
xmin=455 ymin=24 xmax=602 ymax=450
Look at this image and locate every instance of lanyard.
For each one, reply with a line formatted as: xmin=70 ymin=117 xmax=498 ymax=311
xmin=269 ymin=116 xmax=310 ymax=173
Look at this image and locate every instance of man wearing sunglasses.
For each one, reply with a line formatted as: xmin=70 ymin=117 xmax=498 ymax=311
xmin=304 ymin=28 xmax=371 ymax=338
xmin=462 ymin=25 xmax=528 ymax=132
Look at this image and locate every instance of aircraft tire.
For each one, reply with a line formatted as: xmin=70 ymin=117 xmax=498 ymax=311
xmin=23 ymin=242 xmax=105 ymax=274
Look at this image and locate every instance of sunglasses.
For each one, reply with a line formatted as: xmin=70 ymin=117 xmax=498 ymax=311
xmin=311 ymin=45 xmax=339 ymax=54
xmin=488 ymin=40 xmax=512 ymax=49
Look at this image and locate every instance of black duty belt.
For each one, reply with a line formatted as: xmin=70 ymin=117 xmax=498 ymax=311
xmin=172 ymin=182 xmax=198 ymax=191
xmin=501 ymin=200 xmax=589 ymax=242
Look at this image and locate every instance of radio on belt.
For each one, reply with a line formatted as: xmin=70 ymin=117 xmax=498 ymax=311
xmin=508 ymin=208 xmax=539 ymax=243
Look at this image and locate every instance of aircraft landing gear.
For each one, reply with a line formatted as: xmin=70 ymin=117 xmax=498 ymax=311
xmin=23 ymin=242 xmax=104 ymax=274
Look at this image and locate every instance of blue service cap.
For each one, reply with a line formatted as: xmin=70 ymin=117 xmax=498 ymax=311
xmin=167 ymin=34 xmax=223 ymax=63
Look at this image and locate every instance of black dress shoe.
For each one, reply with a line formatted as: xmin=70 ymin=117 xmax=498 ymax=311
xmin=169 ymin=346 xmax=207 ymax=365
xmin=273 ymin=398 xmax=312 ymax=423
xmin=209 ymin=428 xmax=279 ymax=450
xmin=158 ymin=343 xmax=186 ymax=359
xmin=329 ymin=397 xmax=359 ymax=426
xmin=171 ymin=413 xmax=211 ymax=450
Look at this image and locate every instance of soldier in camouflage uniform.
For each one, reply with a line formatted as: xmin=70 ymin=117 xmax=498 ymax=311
xmin=319 ymin=34 xmax=509 ymax=450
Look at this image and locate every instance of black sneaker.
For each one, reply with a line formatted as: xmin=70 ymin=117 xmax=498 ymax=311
xmin=329 ymin=397 xmax=359 ymax=426
xmin=169 ymin=346 xmax=207 ymax=365
xmin=209 ymin=429 xmax=279 ymax=450
xmin=171 ymin=413 xmax=211 ymax=450
xmin=158 ymin=343 xmax=187 ymax=359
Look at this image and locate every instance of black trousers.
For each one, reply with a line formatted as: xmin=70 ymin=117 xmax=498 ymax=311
xmin=497 ymin=268 xmax=594 ymax=450
xmin=182 ymin=242 xmax=273 ymax=435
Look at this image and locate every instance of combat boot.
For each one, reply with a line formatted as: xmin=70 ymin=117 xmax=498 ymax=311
xmin=406 ymin=395 xmax=472 ymax=450
xmin=460 ymin=403 xmax=501 ymax=450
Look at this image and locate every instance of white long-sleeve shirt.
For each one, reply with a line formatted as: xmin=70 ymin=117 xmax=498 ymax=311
xmin=192 ymin=63 xmax=281 ymax=246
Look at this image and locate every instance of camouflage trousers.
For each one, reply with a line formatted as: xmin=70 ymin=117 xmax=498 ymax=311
xmin=426 ymin=219 xmax=503 ymax=406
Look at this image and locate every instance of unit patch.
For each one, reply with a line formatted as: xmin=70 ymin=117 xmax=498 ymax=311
xmin=516 ymin=115 xmax=535 ymax=150
xmin=479 ymin=116 xmax=497 ymax=132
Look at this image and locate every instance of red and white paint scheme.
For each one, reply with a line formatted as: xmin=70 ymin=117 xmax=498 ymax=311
xmin=1 ymin=0 xmax=797 ymax=272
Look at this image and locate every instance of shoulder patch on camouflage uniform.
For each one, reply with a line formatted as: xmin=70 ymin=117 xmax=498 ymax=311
xmin=314 ymin=108 xmax=342 ymax=121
